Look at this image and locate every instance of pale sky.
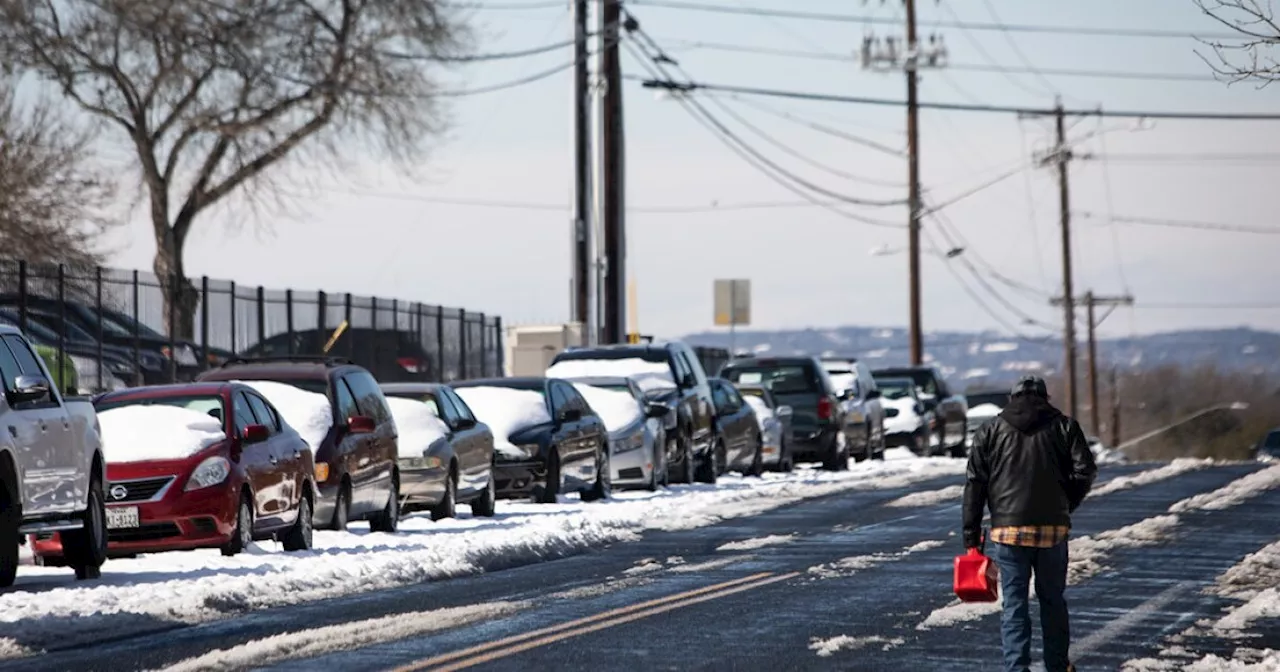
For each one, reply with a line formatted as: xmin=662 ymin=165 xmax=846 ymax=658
xmin=94 ymin=0 xmax=1280 ymax=342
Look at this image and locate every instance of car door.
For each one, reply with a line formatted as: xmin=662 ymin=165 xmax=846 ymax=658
xmin=0 ymin=338 xmax=59 ymax=515
xmin=724 ymin=383 xmax=758 ymax=464
xmin=563 ymin=384 xmax=602 ymax=481
xmin=549 ymin=382 xmax=589 ymax=479
xmin=1 ymin=334 xmax=80 ymax=512
xmin=232 ymin=390 xmax=279 ymax=522
xmin=246 ymin=391 xmax=296 ymax=518
xmin=441 ymin=387 xmax=487 ymax=494
xmin=331 ymin=376 xmax=372 ymax=510
xmin=344 ymin=371 xmax=394 ymax=512
xmin=714 ymin=381 xmax=752 ymax=465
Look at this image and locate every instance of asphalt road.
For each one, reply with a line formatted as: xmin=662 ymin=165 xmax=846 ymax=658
xmin=6 ymin=461 xmax=1279 ymax=671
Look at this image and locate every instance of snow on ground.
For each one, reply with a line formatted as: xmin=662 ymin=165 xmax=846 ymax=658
xmin=1126 ymin=648 xmax=1280 ymax=671
xmin=1169 ymin=463 xmax=1280 ymax=513
xmin=886 ymin=485 xmax=964 ymax=508
xmin=452 ymin=386 xmax=550 ymax=458
xmin=238 ymin=380 xmax=332 ymax=451
xmin=384 ymin=397 xmax=450 ymax=459
xmin=1206 ymin=537 xmax=1280 ymax=635
xmin=97 ymin=406 xmax=225 ymax=463
xmin=157 ymin=601 xmax=526 ymax=672
xmin=808 ymin=540 xmax=945 ymax=580
xmin=716 ymin=534 xmax=795 ymax=552
xmin=0 ymin=456 xmax=966 ymax=657
xmin=809 ymin=634 xmax=904 ymax=657
xmin=1091 ymin=459 xmax=1214 ymax=497
xmin=570 ymin=382 xmax=641 ymax=431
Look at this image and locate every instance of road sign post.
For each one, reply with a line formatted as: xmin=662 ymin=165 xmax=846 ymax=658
xmin=714 ymin=279 xmax=751 ymax=359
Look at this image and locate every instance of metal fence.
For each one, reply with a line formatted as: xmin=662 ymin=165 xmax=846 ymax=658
xmin=0 ymin=260 xmax=504 ymax=391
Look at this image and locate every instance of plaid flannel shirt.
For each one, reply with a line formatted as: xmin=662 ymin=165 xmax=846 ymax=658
xmin=990 ymin=525 xmax=1070 ymax=548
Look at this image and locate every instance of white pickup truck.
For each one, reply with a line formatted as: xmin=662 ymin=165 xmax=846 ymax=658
xmin=0 ymin=325 xmax=107 ymax=587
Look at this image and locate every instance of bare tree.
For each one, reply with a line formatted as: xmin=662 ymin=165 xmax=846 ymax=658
xmin=0 ymin=0 xmax=467 ymax=338
xmin=0 ymin=76 xmax=117 ymax=289
xmin=1195 ymin=0 xmax=1280 ymax=84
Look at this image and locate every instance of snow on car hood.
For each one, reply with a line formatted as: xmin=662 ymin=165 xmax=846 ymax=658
xmin=571 ymin=383 xmax=641 ymax=433
xmin=454 ymin=386 xmax=551 ymax=458
xmin=385 ymin=396 xmax=450 ymax=459
xmin=967 ymin=403 xmax=1003 ymax=419
xmin=98 ymin=406 xmax=226 ymax=463
xmin=742 ymin=395 xmax=774 ymax=431
xmin=883 ymin=397 xmax=924 ymax=435
xmin=546 ymin=358 xmax=675 ymax=393
xmin=238 ymin=380 xmax=333 ymax=451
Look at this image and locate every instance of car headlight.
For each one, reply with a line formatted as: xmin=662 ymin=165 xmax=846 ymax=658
xmin=185 ymin=456 xmax=231 ymax=491
xmin=612 ymin=433 xmax=644 ymax=453
xmin=400 ymin=456 xmax=444 ymax=469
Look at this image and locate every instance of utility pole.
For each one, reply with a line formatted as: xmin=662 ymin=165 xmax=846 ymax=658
xmin=1054 ymin=100 xmax=1077 ymax=420
xmin=1110 ymin=365 xmax=1121 ymax=448
xmin=1051 ymin=291 xmax=1134 ymax=435
xmin=572 ymin=0 xmax=591 ymax=345
xmin=860 ymin=5 xmax=947 ymax=366
xmin=599 ymin=0 xmax=625 ymax=344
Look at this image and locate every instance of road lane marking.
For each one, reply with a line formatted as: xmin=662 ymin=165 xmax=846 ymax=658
xmin=389 ymin=572 xmax=775 ymax=672
xmin=414 ymin=572 xmax=803 ymax=672
xmin=1074 ymin=581 xmax=1194 ymax=656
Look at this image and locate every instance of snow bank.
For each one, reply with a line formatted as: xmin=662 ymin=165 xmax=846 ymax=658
xmin=809 ymin=635 xmax=903 ymax=657
xmin=1091 ymin=459 xmax=1213 ymax=498
xmin=238 ymin=380 xmax=332 ymax=451
xmin=571 ymin=383 xmax=641 ymax=432
xmin=0 ymin=457 xmax=968 ymax=655
xmin=453 ymin=386 xmax=550 ymax=458
xmin=1184 ymin=650 xmax=1280 ymax=671
xmin=809 ymin=539 xmax=945 ymax=579
xmin=742 ymin=395 xmax=774 ymax=430
xmin=1169 ymin=463 xmax=1280 ymax=513
xmin=546 ymin=358 xmax=674 ymax=393
xmin=886 ymin=484 xmax=963 ymax=508
xmin=385 ymin=397 xmax=450 ymax=460
xmin=97 ymin=406 xmax=225 ymax=463
xmin=716 ymin=534 xmax=795 ymax=552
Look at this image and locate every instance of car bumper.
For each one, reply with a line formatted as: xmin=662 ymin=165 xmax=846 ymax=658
xmin=31 ymin=484 xmax=239 ymax=557
xmin=399 ymin=464 xmax=449 ymax=506
xmin=790 ymin=427 xmax=839 ymax=461
xmin=611 ymin=448 xmax=652 ymax=488
xmin=493 ymin=460 xmax=547 ymax=499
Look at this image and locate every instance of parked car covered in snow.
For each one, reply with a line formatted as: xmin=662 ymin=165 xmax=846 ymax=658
xmin=873 ymin=376 xmax=934 ymax=456
xmin=379 ymin=383 xmax=497 ymax=520
xmin=735 ymin=382 xmax=794 ymax=472
xmin=872 ymin=365 xmax=968 ymax=458
xmin=820 ymin=357 xmax=886 ymax=462
xmin=557 ymin=377 xmax=670 ymax=491
xmin=453 ymin=377 xmax=610 ymax=504
xmin=30 ymin=382 xmax=316 ymax=563
xmin=198 ymin=356 xmax=401 ymax=533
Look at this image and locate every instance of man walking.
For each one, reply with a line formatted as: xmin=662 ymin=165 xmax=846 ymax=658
xmin=963 ymin=375 xmax=1098 ymax=672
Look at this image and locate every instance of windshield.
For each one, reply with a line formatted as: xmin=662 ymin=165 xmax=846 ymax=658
xmin=877 ymin=379 xmax=915 ymax=400
xmin=723 ymin=365 xmax=817 ymax=395
xmin=877 ymin=369 xmax=938 ymax=396
xmin=99 ymin=308 xmax=164 ymax=339
xmin=385 ymin=391 xmax=441 ymax=417
xmin=96 ymin=394 xmax=225 ymax=420
xmin=29 ymin=313 xmax=98 ymax=343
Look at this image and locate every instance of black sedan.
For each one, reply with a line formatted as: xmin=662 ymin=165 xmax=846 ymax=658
xmin=452 ymin=377 xmax=611 ymax=504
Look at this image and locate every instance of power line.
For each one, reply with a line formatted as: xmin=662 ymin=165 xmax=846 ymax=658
xmin=977 ymin=0 xmax=1060 ymax=94
xmin=1080 ymin=212 xmax=1280 ymax=235
xmin=380 ymin=39 xmax=575 ymax=62
xmin=659 ymin=38 xmax=1220 ymax=82
xmin=626 ymin=0 xmax=1239 ymax=40
xmin=1134 ymin=302 xmax=1280 ymax=310
xmin=941 ymin=0 xmax=1053 ymax=98
xmin=712 ymin=94 xmax=907 ymax=158
xmin=442 ymin=0 xmax=567 ymax=9
xmin=342 ymin=189 xmax=844 ymax=212
xmin=633 ymin=76 xmax=1280 ymax=120
xmin=1084 ymin=152 xmax=1280 ymax=162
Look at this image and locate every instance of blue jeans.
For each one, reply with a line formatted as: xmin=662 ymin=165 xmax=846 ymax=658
xmin=989 ymin=540 xmax=1071 ymax=672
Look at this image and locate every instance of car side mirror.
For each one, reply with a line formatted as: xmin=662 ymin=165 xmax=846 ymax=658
xmin=866 ymin=389 xmax=881 ymax=400
xmin=9 ymin=374 xmax=50 ymax=404
xmin=557 ymin=408 xmax=583 ymax=423
xmin=776 ymin=405 xmax=793 ymax=416
xmin=452 ymin=417 xmax=476 ymax=431
xmin=347 ymin=415 xmax=377 ymax=434
xmin=241 ymin=424 xmax=269 ymax=444
xmin=680 ymin=373 xmax=696 ymax=388
xmin=645 ymin=403 xmax=668 ymax=419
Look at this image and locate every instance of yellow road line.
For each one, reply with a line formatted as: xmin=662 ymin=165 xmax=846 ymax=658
xmin=393 ymin=571 xmax=798 ymax=672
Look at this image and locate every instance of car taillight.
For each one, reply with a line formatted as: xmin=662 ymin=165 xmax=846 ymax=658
xmin=817 ymin=396 xmax=832 ymax=421
xmin=397 ymin=357 xmax=425 ymax=373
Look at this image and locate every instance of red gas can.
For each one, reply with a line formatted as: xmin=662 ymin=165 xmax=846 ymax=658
xmin=954 ymin=547 xmax=1000 ymax=602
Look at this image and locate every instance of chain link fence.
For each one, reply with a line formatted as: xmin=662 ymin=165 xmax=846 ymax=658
xmin=0 ymin=260 xmax=504 ymax=392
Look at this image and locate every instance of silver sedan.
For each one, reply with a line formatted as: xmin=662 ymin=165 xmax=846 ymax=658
xmin=560 ymin=376 xmax=670 ymax=491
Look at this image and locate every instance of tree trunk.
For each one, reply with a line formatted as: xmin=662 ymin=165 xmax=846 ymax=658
xmin=153 ymin=225 xmax=199 ymax=341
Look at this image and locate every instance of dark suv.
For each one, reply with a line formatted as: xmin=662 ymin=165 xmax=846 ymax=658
xmin=547 ymin=341 xmax=719 ymax=484
xmin=721 ymin=356 xmax=850 ymax=471
xmin=241 ymin=327 xmax=436 ymax=383
xmin=198 ymin=356 xmax=401 ymax=531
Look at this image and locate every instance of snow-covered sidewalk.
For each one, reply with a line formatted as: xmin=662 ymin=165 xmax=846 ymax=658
xmin=0 ymin=454 xmax=964 ymax=658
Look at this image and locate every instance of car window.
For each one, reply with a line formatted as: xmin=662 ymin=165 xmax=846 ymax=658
xmin=561 ymin=384 xmax=590 ymax=413
xmin=245 ymin=393 xmax=281 ymax=433
xmin=345 ymin=371 xmax=389 ymax=423
xmin=334 ymin=377 xmax=359 ymax=422
xmin=723 ymin=384 xmax=745 ymax=408
xmin=549 ymin=382 xmax=572 ymax=414
xmin=669 ymin=351 xmax=689 ymax=383
xmin=232 ymin=391 xmax=257 ymax=434
xmin=434 ymin=389 xmax=462 ymax=425
xmin=3 ymin=335 xmax=59 ymax=405
xmin=1265 ymin=431 xmax=1280 ymax=449
xmin=444 ymin=388 xmax=477 ymax=422
xmin=0 ymin=337 xmax=23 ymax=393
xmin=710 ymin=381 xmax=733 ymax=411
xmin=680 ymin=349 xmax=706 ymax=386
xmin=724 ymin=364 xmax=818 ymax=394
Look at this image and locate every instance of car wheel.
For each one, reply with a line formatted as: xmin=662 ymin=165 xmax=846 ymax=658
xmin=670 ymin=430 xmax=695 ymax=485
xmin=221 ymin=495 xmax=253 ymax=557
xmin=853 ymin=427 xmax=871 ymax=463
xmin=331 ymin=481 xmax=351 ymax=531
xmin=874 ymin=428 xmax=887 ymax=460
xmin=583 ymin=443 xmax=612 ymax=502
xmin=536 ymin=449 xmax=562 ymax=504
xmin=647 ymin=442 xmax=662 ymax=492
xmin=282 ymin=494 xmax=313 ymax=552
xmin=823 ymin=434 xmax=844 ymax=472
xmin=747 ymin=434 xmax=764 ymax=477
xmin=431 ymin=467 xmax=458 ymax=521
xmin=949 ymin=432 xmax=968 ymax=459
xmin=64 ymin=473 xmax=108 ymax=580
xmin=471 ymin=467 xmax=497 ymax=517
xmin=695 ymin=439 xmax=721 ymax=484
xmin=1 ymin=481 xmax=19 ymax=588
xmin=370 ymin=475 xmax=401 ymax=532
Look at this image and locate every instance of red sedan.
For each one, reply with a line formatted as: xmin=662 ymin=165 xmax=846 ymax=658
xmin=31 ymin=382 xmax=317 ymax=561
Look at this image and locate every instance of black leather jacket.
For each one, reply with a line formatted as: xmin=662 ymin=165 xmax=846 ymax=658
xmin=962 ymin=396 xmax=1098 ymax=548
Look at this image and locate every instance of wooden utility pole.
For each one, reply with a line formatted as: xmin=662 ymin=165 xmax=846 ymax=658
xmin=599 ymin=0 xmax=626 ymax=344
xmin=1110 ymin=365 xmax=1121 ymax=448
xmin=904 ymin=0 xmax=924 ymax=365
xmin=572 ymin=0 xmax=591 ymax=344
xmin=1052 ymin=291 xmax=1134 ymax=435
xmin=1052 ymin=99 xmax=1078 ymax=419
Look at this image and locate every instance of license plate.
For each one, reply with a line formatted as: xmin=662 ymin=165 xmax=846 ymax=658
xmin=106 ymin=506 xmax=139 ymax=529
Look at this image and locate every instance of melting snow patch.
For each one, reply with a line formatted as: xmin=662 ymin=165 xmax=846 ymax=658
xmin=0 ymin=640 xmax=31 ymax=660
xmin=1169 ymin=463 xmax=1280 ymax=513
xmin=156 ymin=601 xmax=526 ymax=672
xmin=1208 ymin=539 xmax=1280 ymax=635
xmin=1092 ymin=459 xmax=1214 ymax=497
xmin=809 ymin=540 xmax=944 ymax=579
xmin=886 ymin=484 xmax=964 ymax=508
xmin=717 ymin=534 xmax=796 ymax=552
xmin=809 ymin=635 xmax=904 ymax=657
xmin=1126 ymin=648 xmax=1280 ymax=671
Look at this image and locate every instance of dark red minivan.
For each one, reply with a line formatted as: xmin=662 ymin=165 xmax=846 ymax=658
xmin=30 ymin=382 xmax=317 ymax=561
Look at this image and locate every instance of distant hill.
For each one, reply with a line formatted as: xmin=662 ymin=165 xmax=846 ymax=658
xmin=680 ymin=326 xmax=1280 ymax=389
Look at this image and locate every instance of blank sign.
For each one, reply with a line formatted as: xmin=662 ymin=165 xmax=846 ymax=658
xmin=714 ymin=279 xmax=751 ymax=326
